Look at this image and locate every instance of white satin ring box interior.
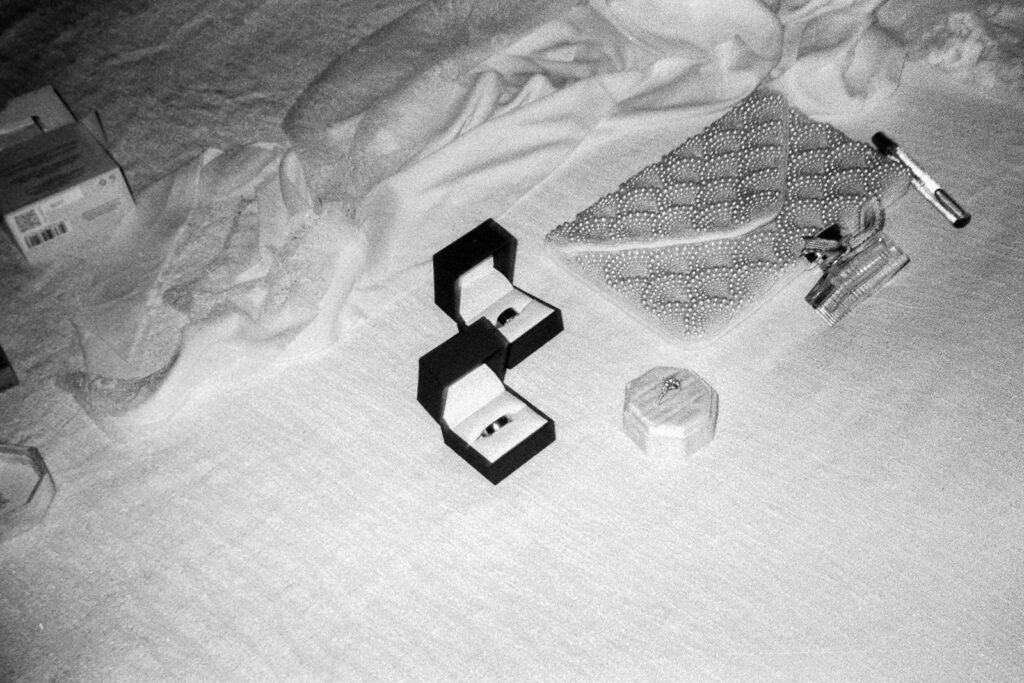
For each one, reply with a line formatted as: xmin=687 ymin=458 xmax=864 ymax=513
xmin=433 ymin=219 xmax=562 ymax=369
xmin=417 ymin=319 xmax=555 ymax=485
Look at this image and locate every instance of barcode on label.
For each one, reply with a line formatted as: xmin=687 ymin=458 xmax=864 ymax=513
xmin=13 ymin=210 xmax=42 ymax=233
xmin=25 ymin=222 xmax=69 ymax=248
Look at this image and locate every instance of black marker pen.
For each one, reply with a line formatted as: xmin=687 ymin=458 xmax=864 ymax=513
xmin=873 ymin=132 xmax=971 ymax=228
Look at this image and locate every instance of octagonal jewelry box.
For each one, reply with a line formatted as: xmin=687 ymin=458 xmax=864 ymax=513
xmin=623 ymin=366 xmax=718 ymax=458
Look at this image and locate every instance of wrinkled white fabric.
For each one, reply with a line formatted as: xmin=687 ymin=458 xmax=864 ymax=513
xmin=286 ymin=0 xmax=901 ymax=204
xmin=590 ymin=0 xmax=785 ymax=59
xmin=4 ymin=1 xmax=1024 ymax=681
xmin=64 ymin=146 xmax=367 ymax=432
xmin=63 ymin=0 xmax=906 ymax=429
xmin=341 ymin=0 xmax=902 ymax=316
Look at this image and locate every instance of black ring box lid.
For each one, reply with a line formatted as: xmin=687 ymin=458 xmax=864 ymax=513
xmin=433 ymin=218 xmax=516 ymax=321
xmin=416 ymin=319 xmax=508 ymax=424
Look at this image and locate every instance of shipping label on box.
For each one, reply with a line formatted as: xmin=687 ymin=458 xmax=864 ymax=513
xmin=0 ymin=120 xmax=132 ymax=264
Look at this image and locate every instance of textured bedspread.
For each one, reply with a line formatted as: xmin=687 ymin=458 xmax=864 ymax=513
xmin=1 ymin=0 xmax=1023 ymax=679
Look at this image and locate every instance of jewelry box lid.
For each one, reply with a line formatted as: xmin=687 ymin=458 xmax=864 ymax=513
xmin=433 ymin=219 xmax=517 ymax=324
xmin=416 ymin=318 xmax=509 ymax=424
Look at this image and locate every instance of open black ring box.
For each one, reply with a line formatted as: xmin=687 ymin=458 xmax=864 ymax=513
xmin=432 ymin=219 xmax=563 ymax=369
xmin=417 ymin=319 xmax=555 ymax=485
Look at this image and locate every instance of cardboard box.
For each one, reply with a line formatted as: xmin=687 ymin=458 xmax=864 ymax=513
xmin=0 ymin=117 xmax=43 ymax=152
xmin=432 ymin=219 xmax=563 ymax=369
xmin=417 ymin=320 xmax=555 ymax=485
xmin=0 ymin=87 xmax=132 ymax=265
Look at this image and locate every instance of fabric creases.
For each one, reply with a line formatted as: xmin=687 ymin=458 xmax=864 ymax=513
xmin=770 ymin=3 xmax=906 ymax=112
xmin=589 ymin=0 xmax=785 ymax=61
xmin=62 ymin=146 xmax=368 ymax=433
xmin=343 ymin=0 xmax=907 ymax=299
xmin=68 ymin=0 xmax=911 ymax=431
xmin=285 ymin=0 xmax=905 ymax=213
xmin=283 ymin=0 xmax=587 ymax=203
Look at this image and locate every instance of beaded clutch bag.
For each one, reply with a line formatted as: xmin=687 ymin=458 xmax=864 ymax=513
xmin=546 ymin=89 xmax=910 ymax=344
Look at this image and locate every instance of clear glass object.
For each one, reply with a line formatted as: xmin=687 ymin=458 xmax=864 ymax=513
xmin=805 ymin=230 xmax=910 ymax=326
xmin=0 ymin=444 xmax=56 ymax=544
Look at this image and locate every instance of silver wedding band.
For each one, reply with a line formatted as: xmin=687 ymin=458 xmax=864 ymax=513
xmin=480 ymin=414 xmax=511 ymax=439
xmin=496 ymin=307 xmax=518 ymax=327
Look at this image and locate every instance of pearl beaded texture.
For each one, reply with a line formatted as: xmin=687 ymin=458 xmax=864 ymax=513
xmin=546 ymin=89 xmax=910 ymax=343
